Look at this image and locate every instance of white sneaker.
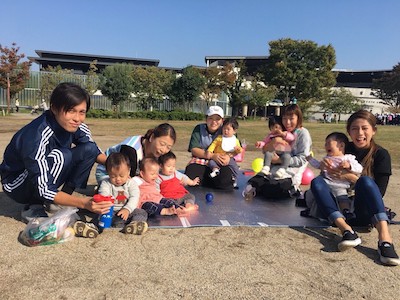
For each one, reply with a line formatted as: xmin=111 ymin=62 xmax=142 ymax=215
xmin=275 ymin=168 xmax=288 ymax=179
xmin=210 ymin=169 xmax=220 ymax=178
xmin=261 ymin=166 xmax=270 ymax=175
xmin=242 ymin=184 xmax=256 ymax=201
xmin=21 ymin=204 xmax=48 ymax=223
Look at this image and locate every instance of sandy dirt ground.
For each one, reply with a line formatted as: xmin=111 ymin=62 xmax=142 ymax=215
xmin=1 ymin=114 xmax=400 ymax=299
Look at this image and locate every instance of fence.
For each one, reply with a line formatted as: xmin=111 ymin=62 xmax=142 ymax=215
xmin=0 ymin=71 xmax=232 ymax=115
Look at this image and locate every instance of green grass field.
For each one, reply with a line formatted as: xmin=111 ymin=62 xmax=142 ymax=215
xmin=1 ymin=115 xmax=398 ymax=168
xmin=84 ymin=118 xmax=400 ymax=168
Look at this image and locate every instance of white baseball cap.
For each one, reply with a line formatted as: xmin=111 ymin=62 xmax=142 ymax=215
xmin=206 ymin=106 xmax=224 ymax=118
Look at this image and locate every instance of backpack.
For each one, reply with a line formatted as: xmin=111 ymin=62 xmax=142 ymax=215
xmin=260 ymin=177 xmax=294 ymax=199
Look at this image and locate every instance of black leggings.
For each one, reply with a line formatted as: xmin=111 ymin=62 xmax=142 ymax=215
xmin=185 ymin=163 xmax=234 ymax=190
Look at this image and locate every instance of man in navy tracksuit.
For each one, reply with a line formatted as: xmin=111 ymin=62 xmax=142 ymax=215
xmin=0 ymin=82 xmax=112 ymax=224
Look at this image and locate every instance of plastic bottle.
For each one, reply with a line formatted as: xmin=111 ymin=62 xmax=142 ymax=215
xmin=93 ymin=194 xmax=114 ymax=229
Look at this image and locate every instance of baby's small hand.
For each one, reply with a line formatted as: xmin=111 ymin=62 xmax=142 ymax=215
xmin=340 ymin=160 xmax=351 ymax=170
xmin=117 ymin=208 xmax=129 ymax=221
xmin=192 ymin=177 xmax=200 ymax=186
xmin=255 ymin=141 xmax=263 ymax=148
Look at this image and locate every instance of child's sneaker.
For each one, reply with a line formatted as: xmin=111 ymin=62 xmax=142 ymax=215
xmin=261 ymin=166 xmax=270 ymax=175
xmin=275 ymin=168 xmax=288 ymax=179
xmin=242 ymin=184 xmax=256 ymax=201
xmin=338 ymin=230 xmax=361 ymax=251
xmin=209 ymin=169 xmax=220 ymax=178
xmin=378 ymin=241 xmax=400 ymax=266
xmin=73 ymin=221 xmax=99 ymax=238
xmin=21 ymin=204 xmax=48 ymax=223
xmin=122 ymin=221 xmax=148 ymax=235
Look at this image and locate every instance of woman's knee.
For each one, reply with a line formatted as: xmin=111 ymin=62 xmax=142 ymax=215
xmin=355 ymin=176 xmax=376 ymax=191
xmin=310 ymin=175 xmax=325 ymax=192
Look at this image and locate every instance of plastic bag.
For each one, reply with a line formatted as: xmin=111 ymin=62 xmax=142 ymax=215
xmin=19 ymin=207 xmax=79 ymax=247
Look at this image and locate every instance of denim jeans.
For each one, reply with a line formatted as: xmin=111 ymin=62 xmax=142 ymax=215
xmin=311 ymin=175 xmax=388 ymax=226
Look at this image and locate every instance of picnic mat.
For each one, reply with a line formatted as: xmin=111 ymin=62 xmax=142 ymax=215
xmin=147 ymin=172 xmax=326 ymax=228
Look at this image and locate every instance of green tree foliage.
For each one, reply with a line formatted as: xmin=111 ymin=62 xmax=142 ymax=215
xmin=200 ymin=65 xmax=235 ymax=105
xmin=318 ymin=87 xmax=361 ymax=121
xmin=99 ymin=63 xmax=134 ymax=112
xmin=39 ymin=66 xmax=84 ymax=102
xmin=245 ymin=80 xmax=278 ymax=118
xmin=85 ymin=60 xmax=99 ymax=95
xmin=263 ymin=38 xmax=337 ymax=107
xmin=372 ymin=63 xmax=400 ymax=112
xmin=169 ymin=66 xmax=206 ymax=110
xmin=223 ymin=61 xmax=249 ymax=117
xmin=131 ymin=66 xmax=175 ymax=110
xmin=0 ymin=43 xmax=31 ymax=112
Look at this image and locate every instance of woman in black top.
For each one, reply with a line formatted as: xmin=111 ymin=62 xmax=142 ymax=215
xmin=311 ymin=110 xmax=399 ymax=266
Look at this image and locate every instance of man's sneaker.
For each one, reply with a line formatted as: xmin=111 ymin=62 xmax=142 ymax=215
xmin=378 ymin=241 xmax=400 ymax=266
xmin=338 ymin=230 xmax=361 ymax=251
xmin=275 ymin=168 xmax=288 ymax=179
xmin=209 ymin=169 xmax=220 ymax=178
xmin=21 ymin=204 xmax=48 ymax=223
xmin=122 ymin=221 xmax=148 ymax=235
xmin=73 ymin=221 xmax=99 ymax=238
xmin=261 ymin=166 xmax=270 ymax=175
xmin=242 ymin=184 xmax=256 ymax=201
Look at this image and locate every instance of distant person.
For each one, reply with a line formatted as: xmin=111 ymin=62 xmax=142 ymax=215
xmin=15 ymin=98 xmax=20 ymax=112
xmin=40 ymin=99 xmax=49 ymax=111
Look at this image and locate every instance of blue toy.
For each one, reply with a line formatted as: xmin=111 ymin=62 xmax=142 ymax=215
xmin=205 ymin=193 xmax=214 ymax=202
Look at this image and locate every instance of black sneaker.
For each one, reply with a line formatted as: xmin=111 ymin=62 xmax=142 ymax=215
xmin=342 ymin=209 xmax=356 ymax=221
xmin=338 ymin=230 xmax=361 ymax=251
xmin=378 ymin=242 xmax=400 ymax=266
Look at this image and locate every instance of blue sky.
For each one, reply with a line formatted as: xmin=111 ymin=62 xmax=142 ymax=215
xmin=2 ymin=0 xmax=399 ymax=71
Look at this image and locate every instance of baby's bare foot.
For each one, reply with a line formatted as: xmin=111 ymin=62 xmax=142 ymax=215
xmin=161 ymin=206 xmax=177 ymax=216
xmin=185 ymin=203 xmax=199 ymax=211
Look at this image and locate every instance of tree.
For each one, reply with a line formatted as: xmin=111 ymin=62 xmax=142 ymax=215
xmin=223 ymin=61 xmax=248 ymax=117
xmin=0 ymin=43 xmax=31 ymax=113
xmin=39 ymin=65 xmax=83 ymax=102
xmin=169 ymin=66 xmax=206 ymax=111
xmin=131 ymin=66 xmax=174 ymax=110
xmin=98 ymin=63 xmax=134 ymax=112
xmin=263 ymin=38 xmax=337 ymax=108
xmin=372 ymin=63 xmax=400 ymax=112
xmin=85 ymin=60 xmax=99 ymax=95
xmin=318 ymin=87 xmax=361 ymax=121
xmin=246 ymin=80 xmax=277 ymax=119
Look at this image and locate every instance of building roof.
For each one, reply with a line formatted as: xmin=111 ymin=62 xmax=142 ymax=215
xmin=205 ymin=56 xmax=268 ymax=74
xmin=334 ymin=69 xmax=390 ymax=88
xmin=28 ymin=50 xmax=160 ymax=74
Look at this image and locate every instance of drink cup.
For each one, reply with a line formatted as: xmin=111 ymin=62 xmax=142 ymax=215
xmin=93 ymin=194 xmax=114 ymax=229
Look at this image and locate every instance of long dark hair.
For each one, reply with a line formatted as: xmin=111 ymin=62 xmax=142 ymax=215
xmin=346 ymin=110 xmax=378 ymax=177
xmin=143 ymin=123 xmax=176 ymax=144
